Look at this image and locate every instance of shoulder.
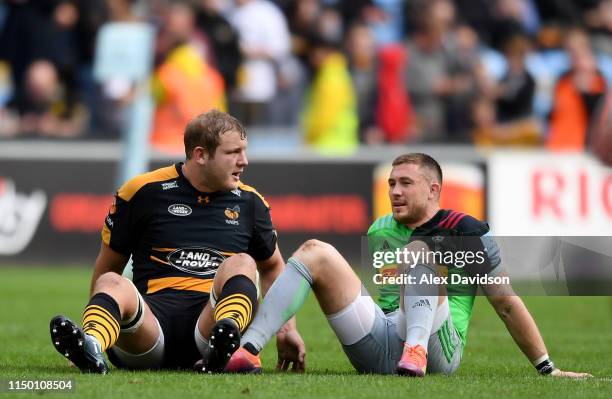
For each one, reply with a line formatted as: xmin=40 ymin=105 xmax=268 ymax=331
xmin=238 ymin=183 xmax=270 ymax=209
xmin=117 ymin=164 xmax=180 ymax=202
xmin=367 ymin=213 xmax=396 ymax=235
xmin=439 ymin=210 xmax=489 ymax=236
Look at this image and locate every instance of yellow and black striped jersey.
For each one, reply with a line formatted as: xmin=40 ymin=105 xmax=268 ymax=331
xmin=101 ymin=163 xmax=276 ymax=297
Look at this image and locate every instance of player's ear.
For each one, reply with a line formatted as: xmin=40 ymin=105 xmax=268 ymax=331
xmin=193 ymin=147 xmax=209 ymax=165
xmin=430 ymin=182 xmax=441 ymax=200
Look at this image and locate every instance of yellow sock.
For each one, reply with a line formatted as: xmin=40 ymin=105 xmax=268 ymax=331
xmin=213 ymin=275 xmax=257 ymax=333
xmin=82 ymin=293 xmax=121 ymax=351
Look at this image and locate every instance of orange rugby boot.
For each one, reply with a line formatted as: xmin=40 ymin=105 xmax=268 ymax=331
xmin=224 ymin=346 xmax=262 ymax=374
xmin=396 ymin=344 xmax=427 ymax=377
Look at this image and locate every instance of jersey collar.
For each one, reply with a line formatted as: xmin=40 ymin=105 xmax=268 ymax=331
xmin=176 ymin=162 xmax=224 ymax=196
xmin=411 ymin=209 xmax=448 ymax=233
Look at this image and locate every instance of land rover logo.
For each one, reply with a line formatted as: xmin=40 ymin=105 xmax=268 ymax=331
xmin=167 ymin=247 xmax=226 ymax=276
xmin=168 ymin=204 xmax=192 ymax=216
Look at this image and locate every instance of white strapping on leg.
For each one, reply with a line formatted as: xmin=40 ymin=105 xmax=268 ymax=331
xmin=111 ymin=319 xmax=165 ymax=369
xmin=326 ymin=295 xmax=377 ymax=346
xmin=120 ymin=278 xmax=146 ymax=333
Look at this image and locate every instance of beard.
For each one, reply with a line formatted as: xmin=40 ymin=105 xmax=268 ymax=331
xmin=393 ymin=201 xmax=428 ymax=226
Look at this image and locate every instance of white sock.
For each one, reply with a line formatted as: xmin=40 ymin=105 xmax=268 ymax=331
xmin=241 ymin=258 xmax=313 ymax=352
xmin=403 ymin=263 xmax=439 ymax=351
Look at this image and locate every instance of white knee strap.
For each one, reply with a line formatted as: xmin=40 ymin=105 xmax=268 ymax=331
xmin=120 ymin=278 xmax=146 ymax=334
xmin=112 ymin=320 xmax=165 ymax=369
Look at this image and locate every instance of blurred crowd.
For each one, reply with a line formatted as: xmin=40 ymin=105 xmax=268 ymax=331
xmin=1 ymin=0 xmax=611 ymax=154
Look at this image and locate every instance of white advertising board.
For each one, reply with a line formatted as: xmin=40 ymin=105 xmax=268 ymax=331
xmin=488 ymin=152 xmax=612 ymax=236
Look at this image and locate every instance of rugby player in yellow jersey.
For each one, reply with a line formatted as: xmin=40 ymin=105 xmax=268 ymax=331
xmin=49 ymin=110 xmax=305 ymax=373
xmin=226 ymin=153 xmax=590 ymax=378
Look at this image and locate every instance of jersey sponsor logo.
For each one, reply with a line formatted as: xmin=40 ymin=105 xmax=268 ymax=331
xmin=167 ymin=247 xmax=226 ymax=276
xmin=162 ymin=181 xmax=179 ymax=190
xmin=168 ymin=204 xmax=192 ymax=216
xmin=224 ymin=205 xmax=240 ymax=225
xmin=381 ymin=266 xmax=397 ymax=277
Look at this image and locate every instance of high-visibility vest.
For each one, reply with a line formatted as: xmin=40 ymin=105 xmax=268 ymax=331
xmin=547 ymin=71 xmax=606 ymax=151
xmin=303 ymin=53 xmax=358 ymax=155
xmin=151 ymin=44 xmax=226 ymax=153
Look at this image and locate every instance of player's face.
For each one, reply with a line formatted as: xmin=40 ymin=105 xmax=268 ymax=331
xmin=388 ymin=163 xmax=432 ymax=225
xmin=206 ymin=130 xmax=248 ymax=191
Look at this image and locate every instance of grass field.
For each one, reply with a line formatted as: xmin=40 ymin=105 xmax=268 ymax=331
xmin=1 ymin=266 xmax=611 ymax=398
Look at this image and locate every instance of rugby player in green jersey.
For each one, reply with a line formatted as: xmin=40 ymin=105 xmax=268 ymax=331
xmin=226 ymin=153 xmax=591 ymax=378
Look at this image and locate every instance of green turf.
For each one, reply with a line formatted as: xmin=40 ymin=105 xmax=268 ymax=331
xmin=0 ymin=267 xmax=611 ymax=398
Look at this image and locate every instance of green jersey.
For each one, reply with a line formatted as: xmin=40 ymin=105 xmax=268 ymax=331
xmin=367 ymin=210 xmax=498 ymax=346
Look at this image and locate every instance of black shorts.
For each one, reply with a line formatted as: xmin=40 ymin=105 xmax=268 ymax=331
xmin=108 ymin=289 xmax=209 ymax=370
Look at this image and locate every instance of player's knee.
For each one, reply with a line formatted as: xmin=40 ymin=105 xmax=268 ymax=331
xmin=222 ymin=253 xmax=257 ymax=274
xmin=411 ymin=262 xmax=437 ymax=274
xmin=400 ymin=241 xmax=434 ymax=271
xmin=297 ymin=239 xmax=334 ymax=255
xmin=404 ymin=240 xmax=430 ymax=254
xmin=293 ymin=239 xmax=335 ymax=268
xmin=93 ymin=272 xmax=127 ymax=293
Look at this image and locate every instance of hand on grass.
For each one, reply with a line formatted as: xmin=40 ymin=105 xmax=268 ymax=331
xmin=276 ymin=325 xmax=306 ymax=372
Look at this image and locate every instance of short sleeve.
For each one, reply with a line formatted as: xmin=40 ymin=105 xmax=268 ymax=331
xmin=247 ymin=194 xmax=277 ymax=261
xmin=465 ymin=233 xmax=502 ymax=277
xmin=101 ymin=192 xmax=144 ymax=256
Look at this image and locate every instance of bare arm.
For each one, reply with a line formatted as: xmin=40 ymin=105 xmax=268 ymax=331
xmin=89 ymin=243 xmax=129 ymax=296
xmin=483 ymin=277 xmax=547 ymax=362
xmin=256 ymin=244 xmax=284 ymax=296
xmin=483 ymin=273 xmax=592 ymax=378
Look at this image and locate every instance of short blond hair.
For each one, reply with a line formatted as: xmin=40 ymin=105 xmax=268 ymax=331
xmin=184 ymin=110 xmax=246 ymax=159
